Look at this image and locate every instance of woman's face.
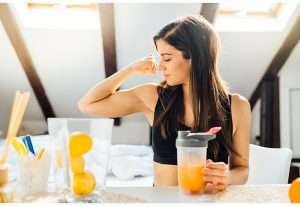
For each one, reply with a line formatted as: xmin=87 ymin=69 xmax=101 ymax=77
xmin=155 ymin=39 xmax=191 ymax=86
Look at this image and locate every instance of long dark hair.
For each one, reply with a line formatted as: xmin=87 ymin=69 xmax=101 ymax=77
xmin=153 ymin=15 xmax=235 ymax=159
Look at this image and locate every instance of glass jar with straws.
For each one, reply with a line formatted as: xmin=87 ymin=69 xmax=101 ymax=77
xmin=0 ymin=91 xmax=30 ymax=202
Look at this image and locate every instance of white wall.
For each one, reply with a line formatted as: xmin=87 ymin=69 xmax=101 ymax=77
xmin=279 ymin=40 xmax=300 ymax=158
xmin=248 ymin=5 xmax=300 ymax=145
xmin=251 ymin=100 xmax=260 ymax=144
xmin=0 ymin=20 xmax=45 ymax=135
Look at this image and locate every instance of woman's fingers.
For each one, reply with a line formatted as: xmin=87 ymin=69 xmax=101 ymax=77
xmin=203 ymin=175 xmax=227 ymax=184
xmin=204 ymin=160 xmax=229 ymax=186
xmin=151 ymin=56 xmax=159 ymax=71
xmin=206 ymin=161 xmax=228 ymax=170
xmin=130 ymin=56 xmax=158 ymax=74
xmin=203 ymin=160 xmax=229 ymax=193
xmin=144 ymin=56 xmax=158 ymax=73
xmin=205 ymin=183 xmax=219 ymax=194
xmin=203 ymin=168 xmax=228 ymax=177
xmin=205 ymin=183 xmax=226 ymax=193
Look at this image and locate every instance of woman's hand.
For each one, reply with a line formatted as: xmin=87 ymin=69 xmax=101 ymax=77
xmin=128 ymin=55 xmax=158 ymax=74
xmin=203 ymin=159 xmax=230 ymax=193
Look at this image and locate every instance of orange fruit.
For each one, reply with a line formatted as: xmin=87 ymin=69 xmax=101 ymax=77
xmin=289 ymin=177 xmax=300 ymax=203
xmin=69 ymin=132 xmax=93 ymax=157
xmin=70 ymin=156 xmax=85 ymax=174
xmin=73 ymin=170 xmax=96 ymax=196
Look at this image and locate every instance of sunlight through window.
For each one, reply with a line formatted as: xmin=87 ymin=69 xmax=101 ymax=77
xmin=14 ymin=3 xmax=99 ymax=30
xmin=215 ymin=2 xmax=297 ymax=31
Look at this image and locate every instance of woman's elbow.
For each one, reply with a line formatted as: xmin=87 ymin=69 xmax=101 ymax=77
xmin=78 ymin=99 xmax=89 ymax=114
xmin=241 ymin=167 xmax=249 ymax=184
xmin=78 ymin=99 xmax=106 ymax=117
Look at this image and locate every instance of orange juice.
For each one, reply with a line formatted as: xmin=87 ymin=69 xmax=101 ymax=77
xmin=178 ymin=164 xmax=205 ymax=194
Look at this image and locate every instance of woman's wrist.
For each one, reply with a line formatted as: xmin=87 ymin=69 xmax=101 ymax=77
xmin=124 ymin=56 xmax=157 ymax=75
xmin=227 ymin=166 xmax=249 ymax=185
xmin=227 ymin=169 xmax=232 ymax=185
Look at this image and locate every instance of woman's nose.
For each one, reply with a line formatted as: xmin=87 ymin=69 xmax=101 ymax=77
xmin=158 ymin=62 xmax=165 ymax=71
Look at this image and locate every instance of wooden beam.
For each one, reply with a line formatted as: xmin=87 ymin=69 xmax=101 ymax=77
xmin=98 ymin=3 xmax=120 ymax=126
xmin=200 ymin=3 xmax=219 ymax=24
xmin=250 ymin=14 xmax=300 ymax=109
xmin=259 ymin=78 xmax=280 ymax=148
xmin=0 ymin=4 xmax=56 ymax=120
xmin=289 ymin=164 xmax=300 ymax=183
xmin=272 ymin=77 xmax=280 ymax=148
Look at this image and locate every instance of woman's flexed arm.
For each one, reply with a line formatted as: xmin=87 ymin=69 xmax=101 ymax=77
xmin=78 ymin=56 xmax=158 ymax=117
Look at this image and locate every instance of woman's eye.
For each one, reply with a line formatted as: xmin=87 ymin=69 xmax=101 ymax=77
xmin=164 ymin=59 xmax=171 ymax=62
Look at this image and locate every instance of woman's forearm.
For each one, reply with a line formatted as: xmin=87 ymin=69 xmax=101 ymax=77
xmin=229 ymin=166 xmax=249 ymax=185
xmin=78 ymin=66 xmax=134 ymax=108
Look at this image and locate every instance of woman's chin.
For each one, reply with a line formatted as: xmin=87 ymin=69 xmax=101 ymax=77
xmin=166 ymin=80 xmax=181 ymax=86
xmin=165 ymin=80 xmax=173 ymax=86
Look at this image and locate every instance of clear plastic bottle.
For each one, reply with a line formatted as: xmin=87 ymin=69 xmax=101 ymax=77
xmin=176 ymin=131 xmax=216 ymax=194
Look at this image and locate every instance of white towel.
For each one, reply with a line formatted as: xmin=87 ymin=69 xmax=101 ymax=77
xmin=108 ymin=145 xmax=153 ymax=180
xmin=110 ymin=144 xmax=152 ymax=157
xmin=110 ymin=154 xmax=153 ymax=180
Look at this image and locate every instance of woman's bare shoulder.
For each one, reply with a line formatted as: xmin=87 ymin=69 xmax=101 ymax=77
xmin=133 ymin=82 xmax=159 ymax=92
xmin=230 ymin=93 xmax=250 ymax=109
xmin=230 ymin=93 xmax=251 ymax=133
xmin=132 ymin=83 xmax=160 ymax=112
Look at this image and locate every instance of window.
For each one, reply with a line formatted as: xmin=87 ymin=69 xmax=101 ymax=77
xmin=14 ymin=3 xmax=99 ymax=30
xmin=219 ymin=2 xmax=283 ymax=17
xmin=215 ymin=2 xmax=297 ymax=31
xmin=26 ymin=3 xmax=97 ymax=10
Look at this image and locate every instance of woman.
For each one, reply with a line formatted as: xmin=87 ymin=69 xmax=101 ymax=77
xmin=78 ymin=15 xmax=251 ymax=193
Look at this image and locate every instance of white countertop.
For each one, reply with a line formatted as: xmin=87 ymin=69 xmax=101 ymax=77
xmin=7 ymin=184 xmax=291 ymax=203
xmin=105 ymin=184 xmax=290 ymax=203
xmin=106 ymin=186 xmax=213 ymax=203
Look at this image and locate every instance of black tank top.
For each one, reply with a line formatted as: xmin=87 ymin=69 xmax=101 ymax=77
xmin=151 ymin=89 xmax=233 ymax=165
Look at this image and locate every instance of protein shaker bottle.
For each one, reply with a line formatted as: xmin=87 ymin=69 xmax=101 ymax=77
xmin=176 ymin=130 xmax=216 ymax=194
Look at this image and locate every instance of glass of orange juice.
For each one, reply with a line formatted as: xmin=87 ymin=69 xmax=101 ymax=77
xmin=48 ymin=118 xmax=114 ymax=197
xmin=176 ymin=131 xmax=216 ymax=194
